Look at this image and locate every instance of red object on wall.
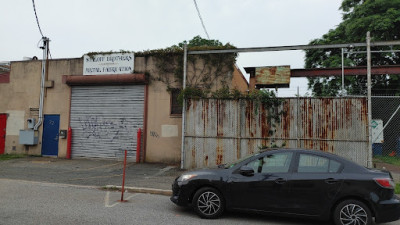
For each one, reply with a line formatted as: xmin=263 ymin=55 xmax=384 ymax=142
xmin=66 ymin=127 xmax=72 ymax=159
xmin=63 ymin=74 xmax=147 ymax=85
xmin=0 ymin=72 xmax=10 ymax=83
xmin=0 ymin=114 xmax=6 ymax=154
xmin=136 ymin=128 xmax=142 ymax=163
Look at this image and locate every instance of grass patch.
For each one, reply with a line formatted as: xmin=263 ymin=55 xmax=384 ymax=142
xmin=373 ymin=156 xmax=400 ymax=167
xmin=396 ymin=184 xmax=400 ymax=195
xmin=0 ymin=154 xmax=26 ymax=161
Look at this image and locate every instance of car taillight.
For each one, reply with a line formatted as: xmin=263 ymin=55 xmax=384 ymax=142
xmin=374 ymin=178 xmax=395 ymax=189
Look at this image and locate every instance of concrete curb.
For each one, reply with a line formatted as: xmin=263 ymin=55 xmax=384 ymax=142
xmin=104 ymin=185 xmax=172 ymax=196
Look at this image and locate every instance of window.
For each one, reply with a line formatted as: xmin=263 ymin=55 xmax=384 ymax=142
xmin=297 ymin=154 xmax=342 ymax=173
xmin=246 ymin=152 xmax=293 ymax=174
xmin=329 ymin=160 xmax=342 ymax=173
xmin=170 ymin=89 xmax=182 ymax=115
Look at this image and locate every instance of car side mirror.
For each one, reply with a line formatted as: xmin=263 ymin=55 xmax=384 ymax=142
xmin=240 ymin=166 xmax=254 ymax=176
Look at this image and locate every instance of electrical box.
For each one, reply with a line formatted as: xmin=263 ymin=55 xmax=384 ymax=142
xmin=27 ymin=118 xmax=36 ymax=129
xmin=60 ymin=130 xmax=67 ymax=139
xmin=19 ymin=130 xmax=39 ymax=145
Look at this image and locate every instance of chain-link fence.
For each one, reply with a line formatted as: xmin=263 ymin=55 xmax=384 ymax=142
xmin=372 ymin=96 xmax=400 ymax=160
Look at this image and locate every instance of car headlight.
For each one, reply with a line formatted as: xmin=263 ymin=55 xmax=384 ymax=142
xmin=177 ymin=174 xmax=197 ymax=182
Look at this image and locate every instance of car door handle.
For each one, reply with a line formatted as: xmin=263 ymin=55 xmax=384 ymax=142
xmin=275 ymin=178 xmax=287 ymax=184
xmin=325 ymin=178 xmax=339 ymax=184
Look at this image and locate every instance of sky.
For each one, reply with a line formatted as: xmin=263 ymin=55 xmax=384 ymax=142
xmin=0 ymin=0 xmax=344 ymax=96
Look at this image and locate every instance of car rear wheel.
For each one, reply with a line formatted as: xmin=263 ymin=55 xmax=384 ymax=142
xmin=192 ymin=187 xmax=224 ymax=219
xmin=333 ymin=199 xmax=372 ymax=225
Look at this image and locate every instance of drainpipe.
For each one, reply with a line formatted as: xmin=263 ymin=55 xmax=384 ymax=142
xmin=34 ymin=37 xmax=50 ymax=131
xmin=180 ymin=44 xmax=188 ymax=169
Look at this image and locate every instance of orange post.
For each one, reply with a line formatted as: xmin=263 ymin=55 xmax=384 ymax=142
xmin=136 ymin=128 xmax=142 ymax=163
xmin=120 ymin=150 xmax=128 ymax=202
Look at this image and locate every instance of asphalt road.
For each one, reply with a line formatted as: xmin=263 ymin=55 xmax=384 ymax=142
xmin=1 ymin=179 xmax=399 ymax=225
xmin=0 ymin=157 xmax=181 ymax=190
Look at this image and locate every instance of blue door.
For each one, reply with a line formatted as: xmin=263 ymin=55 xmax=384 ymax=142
xmin=42 ymin=115 xmax=60 ymax=156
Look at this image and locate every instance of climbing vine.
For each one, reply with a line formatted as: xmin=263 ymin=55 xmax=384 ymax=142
xmin=135 ymin=36 xmax=237 ymax=91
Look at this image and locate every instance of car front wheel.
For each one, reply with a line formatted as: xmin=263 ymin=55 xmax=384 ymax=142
xmin=192 ymin=187 xmax=224 ymax=219
xmin=333 ymin=199 xmax=372 ymax=225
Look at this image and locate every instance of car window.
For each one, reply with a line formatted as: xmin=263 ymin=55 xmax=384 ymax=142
xmin=246 ymin=152 xmax=293 ymax=174
xmin=246 ymin=158 xmax=263 ymax=173
xmin=329 ymin=160 xmax=342 ymax=173
xmin=225 ymin=152 xmax=261 ymax=169
xmin=297 ymin=154 xmax=342 ymax=173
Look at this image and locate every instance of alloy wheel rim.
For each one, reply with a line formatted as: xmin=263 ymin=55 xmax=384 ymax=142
xmin=197 ymin=191 xmax=221 ymax=216
xmin=339 ymin=203 xmax=368 ymax=225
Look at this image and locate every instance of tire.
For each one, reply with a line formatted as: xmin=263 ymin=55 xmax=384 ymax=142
xmin=333 ymin=199 xmax=372 ymax=225
xmin=192 ymin=187 xmax=224 ymax=219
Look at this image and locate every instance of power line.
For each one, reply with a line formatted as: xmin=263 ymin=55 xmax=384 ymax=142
xmin=193 ymin=0 xmax=210 ymax=39
xmin=32 ymin=0 xmax=44 ymax=37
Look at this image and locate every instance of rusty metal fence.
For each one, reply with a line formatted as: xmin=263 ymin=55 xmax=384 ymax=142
xmin=183 ymin=97 xmax=369 ymax=169
xmin=371 ymin=96 xmax=400 ymax=160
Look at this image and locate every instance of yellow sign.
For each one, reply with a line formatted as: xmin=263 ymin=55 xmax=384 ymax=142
xmin=255 ymin=66 xmax=290 ymax=87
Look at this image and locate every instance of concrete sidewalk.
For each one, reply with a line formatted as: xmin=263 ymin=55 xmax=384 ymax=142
xmin=0 ymin=156 xmax=183 ymax=196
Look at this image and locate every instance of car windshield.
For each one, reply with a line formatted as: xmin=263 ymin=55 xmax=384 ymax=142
xmin=223 ymin=153 xmax=260 ymax=169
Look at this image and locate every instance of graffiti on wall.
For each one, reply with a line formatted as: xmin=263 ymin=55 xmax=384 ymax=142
xmin=79 ymin=116 xmax=136 ymax=140
xmin=150 ymin=131 xmax=159 ymax=138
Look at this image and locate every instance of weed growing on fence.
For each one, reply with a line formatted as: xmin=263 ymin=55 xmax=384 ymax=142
xmin=374 ymin=156 xmax=400 ymax=167
xmin=258 ymin=142 xmax=287 ymax=150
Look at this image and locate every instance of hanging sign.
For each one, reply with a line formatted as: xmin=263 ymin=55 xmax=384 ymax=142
xmin=255 ymin=65 xmax=291 ymax=88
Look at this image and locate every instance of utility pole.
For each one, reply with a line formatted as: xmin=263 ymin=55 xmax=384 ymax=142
xmin=34 ymin=37 xmax=50 ymax=131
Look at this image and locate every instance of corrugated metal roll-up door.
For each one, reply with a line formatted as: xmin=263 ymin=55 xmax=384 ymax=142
xmin=70 ymin=85 xmax=144 ymax=159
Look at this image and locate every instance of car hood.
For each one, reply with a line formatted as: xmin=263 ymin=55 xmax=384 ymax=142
xmin=183 ymin=168 xmax=224 ymax=176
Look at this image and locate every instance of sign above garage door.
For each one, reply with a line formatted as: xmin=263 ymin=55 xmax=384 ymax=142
xmin=83 ymin=53 xmax=134 ymax=75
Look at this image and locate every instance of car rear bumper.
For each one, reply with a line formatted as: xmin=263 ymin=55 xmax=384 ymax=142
xmin=374 ymin=195 xmax=400 ymax=223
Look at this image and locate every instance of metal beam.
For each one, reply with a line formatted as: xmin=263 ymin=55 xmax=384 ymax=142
xmin=290 ymin=65 xmax=400 ymax=77
xmin=188 ymin=41 xmax=400 ymax=55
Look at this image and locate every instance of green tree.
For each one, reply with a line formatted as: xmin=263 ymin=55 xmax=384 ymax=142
xmin=177 ymin=35 xmax=225 ymax=48
xmin=306 ymin=0 xmax=400 ymax=96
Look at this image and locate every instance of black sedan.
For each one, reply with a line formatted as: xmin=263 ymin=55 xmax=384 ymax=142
xmin=171 ymin=149 xmax=400 ymax=225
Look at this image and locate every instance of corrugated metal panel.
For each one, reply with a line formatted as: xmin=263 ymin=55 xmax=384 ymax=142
xmin=184 ymin=98 xmax=368 ymax=169
xmin=294 ymin=98 xmax=368 ymax=164
xmin=70 ymin=85 xmax=144 ymax=159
